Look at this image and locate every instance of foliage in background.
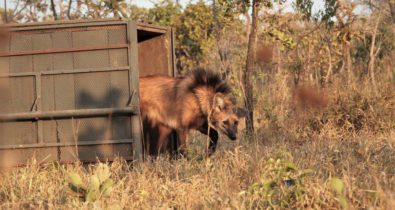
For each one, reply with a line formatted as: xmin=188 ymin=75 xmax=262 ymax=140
xmin=0 ymin=0 xmax=394 ymax=209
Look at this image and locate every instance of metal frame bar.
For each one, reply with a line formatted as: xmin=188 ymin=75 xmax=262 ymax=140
xmin=5 ymin=19 xmax=167 ymax=32
xmin=0 ymin=43 xmax=128 ymax=57
xmin=127 ymin=21 xmax=144 ymax=161
xmin=171 ymin=27 xmax=177 ymax=77
xmin=1 ymin=155 xmax=134 ymax=169
xmin=4 ymin=18 xmax=122 ymax=28
xmin=35 ymin=72 xmax=44 ymax=144
xmin=5 ymin=19 xmax=127 ymax=32
xmin=4 ymin=19 xmax=168 ymax=34
xmin=0 ymin=66 xmax=130 ymax=78
xmin=136 ymin=23 xmax=168 ymax=34
xmin=0 ymin=107 xmax=138 ymax=122
xmin=9 ymin=25 xmax=127 ymax=36
xmin=0 ymin=139 xmax=133 ymax=149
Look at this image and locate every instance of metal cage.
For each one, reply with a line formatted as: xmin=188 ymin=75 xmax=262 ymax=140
xmin=0 ymin=19 xmax=176 ymax=167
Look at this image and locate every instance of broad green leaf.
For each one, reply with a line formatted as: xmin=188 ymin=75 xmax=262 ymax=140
xmin=88 ymin=175 xmax=101 ymax=192
xmin=100 ymin=178 xmax=114 ymax=196
xmin=330 ymin=177 xmax=345 ymax=195
xmin=67 ymin=172 xmax=84 ymax=192
xmin=338 ymin=196 xmax=349 ymax=209
xmin=94 ymin=163 xmax=111 ymax=183
xmin=85 ymin=188 xmax=100 ymax=202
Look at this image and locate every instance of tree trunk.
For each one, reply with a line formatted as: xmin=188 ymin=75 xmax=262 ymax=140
xmin=3 ymin=0 xmax=8 ymax=23
xmin=368 ymin=13 xmax=381 ymax=96
xmin=243 ymin=0 xmax=259 ymax=136
xmin=67 ymin=0 xmax=73 ymax=19
xmin=59 ymin=0 xmax=64 ymax=20
xmin=50 ymin=0 xmax=58 ymax=20
xmin=389 ymin=0 xmax=395 ymax=23
xmin=325 ymin=43 xmax=333 ymax=84
xmin=346 ymin=45 xmax=352 ymax=84
xmin=245 ymin=12 xmax=251 ymax=39
xmin=212 ymin=0 xmax=219 ymax=40
xmin=111 ymin=0 xmax=120 ymax=18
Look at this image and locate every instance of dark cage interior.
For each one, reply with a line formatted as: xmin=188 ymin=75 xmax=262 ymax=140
xmin=0 ymin=19 xmax=176 ymax=167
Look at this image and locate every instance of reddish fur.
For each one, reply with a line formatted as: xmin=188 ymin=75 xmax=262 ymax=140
xmin=140 ymin=75 xmax=206 ymax=130
xmin=139 ymin=70 xmax=245 ymax=157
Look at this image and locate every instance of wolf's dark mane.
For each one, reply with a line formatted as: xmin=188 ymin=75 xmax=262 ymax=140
xmin=170 ymin=68 xmax=232 ymax=115
xmin=184 ymin=68 xmax=231 ymax=94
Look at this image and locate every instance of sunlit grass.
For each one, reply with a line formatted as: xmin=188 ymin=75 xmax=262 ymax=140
xmin=1 ymin=67 xmax=394 ymax=210
xmin=0 ymin=130 xmax=393 ymax=209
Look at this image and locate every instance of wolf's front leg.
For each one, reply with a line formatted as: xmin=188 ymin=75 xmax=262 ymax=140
xmin=197 ymin=122 xmax=219 ymax=156
xmin=207 ymin=130 xmax=219 ymax=156
xmin=176 ymin=130 xmax=188 ymax=157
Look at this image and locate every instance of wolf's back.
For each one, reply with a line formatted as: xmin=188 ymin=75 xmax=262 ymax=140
xmin=179 ymin=68 xmax=231 ymax=95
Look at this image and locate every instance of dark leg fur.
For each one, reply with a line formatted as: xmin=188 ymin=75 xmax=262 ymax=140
xmin=198 ymin=121 xmax=219 ymax=156
xmin=157 ymin=125 xmax=173 ymax=154
xmin=142 ymin=118 xmax=175 ymax=157
xmin=176 ymin=130 xmax=188 ymax=158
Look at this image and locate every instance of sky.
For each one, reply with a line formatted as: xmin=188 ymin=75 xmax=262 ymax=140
xmin=2 ymin=0 xmax=368 ymax=16
xmin=132 ymin=0 xmax=369 ymax=16
xmin=134 ymin=0 xmax=203 ymax=8
xmin=0 ymin=0 xmax=329 ymax=13
xmin=134 ymin=0 xmax=326 ymax=13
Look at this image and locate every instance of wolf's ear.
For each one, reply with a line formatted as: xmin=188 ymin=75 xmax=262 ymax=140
xmin=214 ymin=95 xmax=225 ymax=110
xmin=235 ymin=107 xmax=248 ymax=118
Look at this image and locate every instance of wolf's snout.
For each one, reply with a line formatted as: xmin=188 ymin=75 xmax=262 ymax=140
xmin=228 ymin=131 xmax=237 ymax=140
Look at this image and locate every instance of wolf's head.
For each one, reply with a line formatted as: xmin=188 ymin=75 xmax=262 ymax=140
xmin=185 ymin=68 xmax=248 ymax=140
xmin=209 ymin=93 xmax=247 ymax=140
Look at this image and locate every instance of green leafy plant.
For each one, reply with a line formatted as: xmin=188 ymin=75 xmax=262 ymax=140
xmin=329 ymin=177 xmax=349 ymax=209
xmin=66 ymin=163 xmax=114 ymax=202
xmin=246 ymin=151 xmax=314 ymax=209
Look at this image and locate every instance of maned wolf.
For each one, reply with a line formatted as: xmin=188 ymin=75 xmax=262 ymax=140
xmin=139 ymin=69 xmax=247 ymax=157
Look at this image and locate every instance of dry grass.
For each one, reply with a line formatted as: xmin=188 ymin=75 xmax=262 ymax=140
xmin=0 ymin=131 xmax=394 ymax=209
xmin=1 ymin=3 xmax=394 ymax=209
xmin=1 ymin=67 xmax=394 ymax=210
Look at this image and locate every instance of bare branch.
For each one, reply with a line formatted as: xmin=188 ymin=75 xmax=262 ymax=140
xmin=50 ymin=0 xmax=59 ymax=20
xmin=3 ymin=0 xmax=8 ymax=23
xmin=368 ymin=12 xmax=382 ymax=95
xmin=11 ymin=0 xmax=29 ymax=21
xmin=389 ymin=0 xmax=395 ymax=23
xmin=67 ymin=0 xmax=73 ymax=19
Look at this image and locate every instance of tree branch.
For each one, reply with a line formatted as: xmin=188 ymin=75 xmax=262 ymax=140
xmin=67 ymin=0 xmax=73 ymax=19
xmin=3 ymin=0 xmax=8 ymax=23
xmin=389 ymin=0 xmax=395 ymax=23
xmin=50 ymin=0 xmax=59 ymax=20
xmin=368 ymin=13 xmax=381 ymax=95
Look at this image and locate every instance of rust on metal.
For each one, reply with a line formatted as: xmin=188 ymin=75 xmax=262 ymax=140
xmin=7 ymin=25 xmax=127 ymax=36
xmin=137 ymin=23 xmax=168 ymax=34
xmin=0 ymin=66 xmax=130 ymax=78
xmin=0 ymin=139 xmax=134 ymax=150
xmin=0 ymin=107 xmax=138 ymax=122
xmin=0 ymin=43 xmax=128 ymax=57
xmin=0 ymin=18 xmax=176 ymax=166
xmin=3 ymin=18 xmax=122 ymax=28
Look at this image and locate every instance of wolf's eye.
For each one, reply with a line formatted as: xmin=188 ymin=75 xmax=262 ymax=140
xmin=223 ymin=120 xmax=229 ymax=125
xmin=235 ymin=121 xmax=239 ymax=125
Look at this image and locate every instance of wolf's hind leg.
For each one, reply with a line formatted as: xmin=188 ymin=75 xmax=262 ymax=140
xmin=157 ymin=125 xmax=173 ymax=154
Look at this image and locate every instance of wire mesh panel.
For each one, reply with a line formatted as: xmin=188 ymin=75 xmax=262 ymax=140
xmin=0 ymin=19 xmax=144 ymax=166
